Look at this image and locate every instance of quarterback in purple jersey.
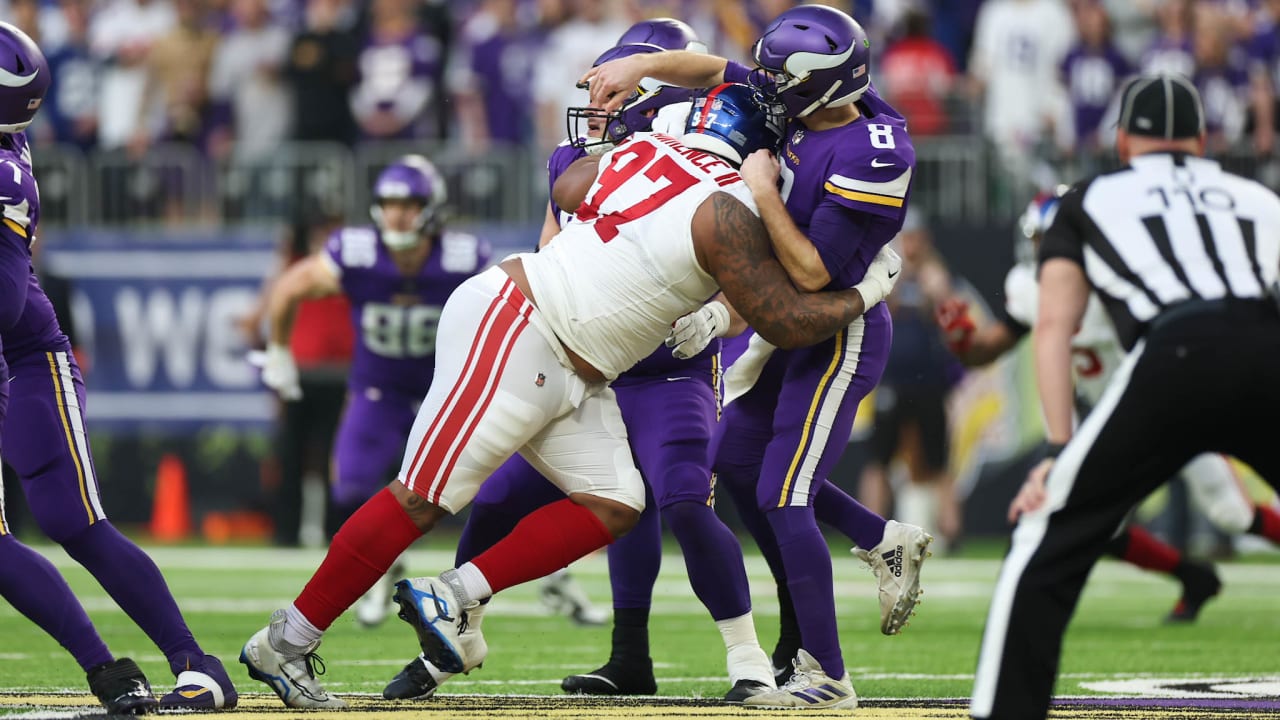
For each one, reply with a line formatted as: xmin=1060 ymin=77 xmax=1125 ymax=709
xmin=382 ymin=24 xmax=778 ymax=704
xmin=253 ymin=154 xmax=489 ymax=626
xmin=584 ymin=6 xmax=934 ymax=709
xmin=0 ymin=22 xmax=239 ymax=714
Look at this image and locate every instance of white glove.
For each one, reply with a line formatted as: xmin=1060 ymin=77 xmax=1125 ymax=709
xmin=247 ymin=343 xmax=302 ymax=401
xmin=665 ymin=300 xmax=730 ymax=360
xmin=852 ymin=245 xmax=903 ymax=308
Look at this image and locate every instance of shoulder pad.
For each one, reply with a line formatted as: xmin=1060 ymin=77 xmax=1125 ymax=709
xmin=326 ymin=227 xmax=379 ymax=269
xmin=440 ymin=232 xmax=490 ymax=274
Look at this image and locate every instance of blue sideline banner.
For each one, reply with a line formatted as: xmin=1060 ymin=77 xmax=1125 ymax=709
xmin=42 ymin=230 xmax=278 ymax=430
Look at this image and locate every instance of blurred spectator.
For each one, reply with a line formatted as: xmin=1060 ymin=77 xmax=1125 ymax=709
xmin=969 ymin=0 xmax=1075 ymax=177
xmin=131 ymin=0 xmax=220 ymax=155
xmin=43 ymin=0 xmax=99 ymax=150
xmin=89 ymin=0 xmax=177 ymax=151
xmin=1247 ymin=0 xmax=1280 ymax=152
xmin=859 ymin=210 xmax=962 ymax=549
xmin=1061 ymin=1 xmax=1131 ymax=152
xmin=350 ymin=0 xmax=451 ymax=142
xmin=1193 ymin=6 xmax=1251 ymax=152
xmin=1141 ymin=0 xmax=1195 ymax=76
xmin=240 ymin=214 xmax=352 ymax=546
xmin=926 ymin=0 xmax=983 ymax=73
xmin=449 ymin=0 xmax=542 ymax=151
xmin=286 ymin=0 xmax=360 ymax=144
xmin=531 ymin=0 xmax=629 ymax=152
xmin=1100 ymin=0 xmax=1158 ymax=64
xmin=879 ymin=8 xmax=957 ymax=136
xmin=208 ymin=0 xmax=293 ymax=161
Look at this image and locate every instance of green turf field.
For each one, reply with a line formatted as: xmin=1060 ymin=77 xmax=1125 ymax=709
xmin=1 ymin=544 xmax=1278 ymax=718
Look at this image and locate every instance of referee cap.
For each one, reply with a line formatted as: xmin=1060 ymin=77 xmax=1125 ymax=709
xmin=1117 ymin=73 xmax=1205 ymax=140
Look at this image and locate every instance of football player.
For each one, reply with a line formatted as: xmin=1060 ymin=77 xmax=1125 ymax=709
xmin=251 ymin=154 xmax=489 ymax=627
xmin=940 ymin=192 xmax=1280 ymax=622
xmin=239 ymin=81 xmax=902 ymax=709
xmin=584 ymin=7 xmax=935 ymax=709
xmin=0 ymin=22 xmax=236 ymax=713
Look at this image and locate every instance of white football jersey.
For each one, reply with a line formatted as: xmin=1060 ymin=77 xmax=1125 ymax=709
xmin=1003 ymin=262 xmax=1125 ymax=406
xmin=522 ymin=132 xmax=758 ymax=380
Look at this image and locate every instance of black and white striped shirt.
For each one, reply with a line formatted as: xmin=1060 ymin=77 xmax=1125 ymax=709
xmin=1040 ymin=152 xmax=1280 ymax=349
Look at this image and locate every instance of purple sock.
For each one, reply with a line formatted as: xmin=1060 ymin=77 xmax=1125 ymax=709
xmin=815 ymin=479 xmax=886 ymax=550
xmin=767 ymin=506 xmax=844 ymax=680
xmin=0 ymin=534 xmax=113 ymax=671
xmin=607 ymin=489 xmax=661 ymax=608
xmin=456 ymin=459 xmax=563 ymax=565
xmin=61 ymin=522 xmax=202 ymax=676
xmin=663 ymin=501 xmax=750 ymax=620
xmin=718 ymin=464 xmax=787 ymax=584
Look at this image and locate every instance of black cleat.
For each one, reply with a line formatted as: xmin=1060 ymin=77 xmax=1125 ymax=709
xmin=87 ymin=657 xmax=158 ymax=715
xmin=562 ymin=662 xmax=657 ymax=696
xmin=383 ymin=654 xmax=439 ymax=700
xmin=1166 ymin=561 xmax=1223 ymax=623
xmin=724 ymin=678 xmax=772 ymax=703
xmin=772 ymin=646 xmax=799 ymax=686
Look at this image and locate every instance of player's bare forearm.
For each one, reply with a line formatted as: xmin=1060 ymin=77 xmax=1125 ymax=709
xmin=698 ymin=192 xmax=863 ymax=349
xmin=754 ymin=185 xmax=831 ymax=292
xmin=585 ymin=51 xmax=727 ymax=110
xmin=267 ymin=255 xmax=339 ymax=345
xmin=1035 ymin=259 xmax=1091 ymax=444
xmin=959 ymin=324 xmax=1020 ymax=367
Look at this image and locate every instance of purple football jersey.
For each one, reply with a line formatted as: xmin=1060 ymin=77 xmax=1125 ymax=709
xmin=1251 ymin=20 xmax=1280 ymax=93
xmin=352 ymin=31 xmax=445 ymax=140
xmin=1061 ymin=44 xmax=1130 ymax=143
xmin=547 ymin=140 xmax=587 ymax=227
xmin=0 ymin=132 xmax=68 ymax=364
xmin=778 ymin=87 xmax=916 ymax=289
xmin=1195 ymin=58 xmax=1250 ymax=138
xmin=324 ymin=228 xmax=490 ymax=397
xmin=465 ymin=29 xmax=541 ymax=144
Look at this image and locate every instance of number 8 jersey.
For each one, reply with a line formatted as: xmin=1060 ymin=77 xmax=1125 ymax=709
xmin=322 ymin=227 xmax=491 ymax=397
xmin=523 ymin=132 xmax=758 ymax=381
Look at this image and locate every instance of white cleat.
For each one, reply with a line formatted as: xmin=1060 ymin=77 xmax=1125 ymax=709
xmin=539 ymin=569 xmax=609 ymax=626
xmin=239 ymin=610 xmax=347 ymax=709
xmin=853 ymin=520 xmax=934 ymax=635
xmin=393 ymin=575 xmax=480 ymax=675
xmin=356 ymin=557 xmax=406 ymax=628
xmin=741 ymin=649 xmax=857 ymax=710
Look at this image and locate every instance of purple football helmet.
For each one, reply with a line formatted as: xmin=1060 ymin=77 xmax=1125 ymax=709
xmin=749 ymin=5 xmax=871 ymax=119
xmin=681 ymin=83 xmax=782 ymax=166
xmin=617 ymin=18 xmax=708 ymax=53
xmin=370 ymin=155 xmax=446 ymax=250
xmin=567 ymin=42 xmax=696 ymax=153
xmin=0 ymin=22 xmax=49 ymax=133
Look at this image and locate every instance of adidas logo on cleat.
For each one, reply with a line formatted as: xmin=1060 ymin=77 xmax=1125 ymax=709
xmin=882 ymin=546 xmax=904 ymax=578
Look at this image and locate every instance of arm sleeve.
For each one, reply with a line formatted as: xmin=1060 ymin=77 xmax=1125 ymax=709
xmin=723 ymin=60 xmax=752 ymax=85
xmin=805 ymin=198 xmax=877 ymax=285
xmin=0 ymin=236 xmax=31 ymax=330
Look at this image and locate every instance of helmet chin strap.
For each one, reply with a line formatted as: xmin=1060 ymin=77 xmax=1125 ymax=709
xmin=381 ymin=230 xmax=423 ymax=251
xmin=796 ymin=79 xmax=844 ymax=119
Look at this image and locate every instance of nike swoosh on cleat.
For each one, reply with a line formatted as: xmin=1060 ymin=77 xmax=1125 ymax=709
xmin=888 ymin=270 xmax=899 ymax=278
xmin=178 ymin=688 xmax=211 ymax=699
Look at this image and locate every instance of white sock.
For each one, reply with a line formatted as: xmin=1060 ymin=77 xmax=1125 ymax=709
xmin=717 ymin=612 xmax=774 ymax=686
xmin=282 ymin=604 xmax=324 ymax=647
xmin=468 ymin=601 xmax=488 ymax=630
xmin=454 ymin=562 xmax=494 ymax=605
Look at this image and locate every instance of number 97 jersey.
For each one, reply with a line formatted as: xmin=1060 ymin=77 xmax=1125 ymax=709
xmin=323 ymin=227 xmax=491 ymax=398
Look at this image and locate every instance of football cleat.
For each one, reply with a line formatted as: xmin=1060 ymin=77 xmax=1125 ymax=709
xmin=539 ymin=569 xmax=609 ymax=626
xmin=86 ymin=657 xmax=157 ymax=715
xmin=384 ymin=624 xmax=489 ymax=701
xmin=1166 ymin=561 xmax=1223 ymax=624
xmin=394 ymin=576 xmax=478 ymax=675
xmin=356 ymin=556 xmax=407 ymax=628
xmin=853 ymin=520 xmax=934 ymax=635
xmin=725 ymin=679 xmax=773 ymax=703
xmin=562 ymin=660 xmax=657 ymax=696
xmin=159 ymin=654 xmax=238 ymax=710
xmin=240 ymin=610 xmax=346 ymax=709
xmin=742 ymin=649 xmax=858 ymax=710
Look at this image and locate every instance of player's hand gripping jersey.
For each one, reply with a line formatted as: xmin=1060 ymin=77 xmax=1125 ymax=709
xmin=522 ymin=131 xmax=758 ymax=380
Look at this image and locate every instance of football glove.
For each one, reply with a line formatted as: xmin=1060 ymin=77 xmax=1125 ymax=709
xmin=851 ymin=245 xmax=902 ymax=308
xmin=935 ymin=298 xmax=976 ymax=356
xmin=247 ymin=343 xmax=302 ymax=401
xmin=665 ymin=300 xmax=730 ymax=360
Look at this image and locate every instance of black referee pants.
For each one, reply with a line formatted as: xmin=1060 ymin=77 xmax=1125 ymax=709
xmin=972 ymin=300 xmax=1280 ymax=720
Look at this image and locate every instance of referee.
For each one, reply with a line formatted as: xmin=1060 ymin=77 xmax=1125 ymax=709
xmin=970 ymin=73 xmax=1280 ymax=720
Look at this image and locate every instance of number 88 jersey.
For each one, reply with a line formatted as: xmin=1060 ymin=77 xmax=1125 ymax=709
xmin=523 ymin=131 xmax=758 ymax=381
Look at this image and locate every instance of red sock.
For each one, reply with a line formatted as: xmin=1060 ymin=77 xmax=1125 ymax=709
xmin=293 ymin=488 xmax=423 ymax=630
xmin=470 ymin=498 xmax=614 ymax=595
xmin=1251 ymin=504 xmax=1280 ymax=543
xmin=1121 ymin=525 xmax=1181 ymax=573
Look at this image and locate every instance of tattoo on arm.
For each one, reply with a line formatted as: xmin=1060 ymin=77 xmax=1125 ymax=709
xmin=702 ymin=193 xmax=865 ymax=348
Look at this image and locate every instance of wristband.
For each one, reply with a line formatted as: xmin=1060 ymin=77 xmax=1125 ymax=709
xmin=1044 ymin=442 xmax=1067 ymax=459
